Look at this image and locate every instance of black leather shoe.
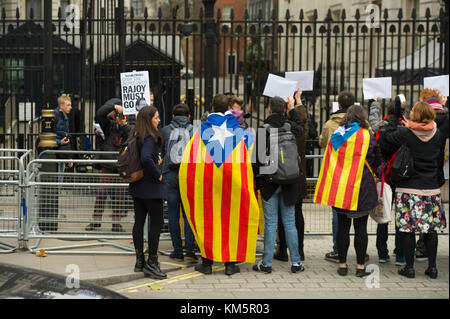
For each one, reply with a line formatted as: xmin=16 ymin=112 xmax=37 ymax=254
xmin=425 ymin=267 xmax=438 ymax=279
xmin=337 ymin=266 xmax=348 ymax=276
xmin=398 ymin=266 xmax=415 ymax=278
xmin=225 ymin=264 xmax=240 ymax=276
xmin=195 ymin=263 xmax=212 ymax=275
xmin=356 ymin=267 xmax=372 ymax=278
xmin=143 ymin=256 xmax=167 ymax=279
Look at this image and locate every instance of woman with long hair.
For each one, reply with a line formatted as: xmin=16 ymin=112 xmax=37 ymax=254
xmin=314 ymin=104 xmax=382 ymax=277
xmin=382 ymin=101 xmax=446 ymax=279
xmin=129 ymin=105 xmax=167 ymax=279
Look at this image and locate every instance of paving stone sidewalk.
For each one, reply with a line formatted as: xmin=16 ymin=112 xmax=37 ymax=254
xmin=107 ymin=235 xmax=449 ymax=299
xmin=1 ymin=234 xmax=448 ymax=299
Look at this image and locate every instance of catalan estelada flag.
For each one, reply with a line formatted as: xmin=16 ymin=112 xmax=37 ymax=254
xmin=314 ymin=123 xmax=371 ymax=211
xmin=179 ymin=112 xmax=260 ymax=263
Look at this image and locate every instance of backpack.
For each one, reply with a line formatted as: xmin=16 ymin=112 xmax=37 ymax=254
xmin=263 ymin=122 xmax=300 ymax=185
xmin=391 ymin=144 xmax=415 ymax=182
xmin=165 ymin=123 xmax=193 ymax=170
xmin=117 ymin=136 xmax=144 ymax=183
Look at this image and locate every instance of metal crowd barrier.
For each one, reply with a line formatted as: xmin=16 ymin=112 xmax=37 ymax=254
xmin=2 ymin=148 xmax=447 ymax=256
xmin=23 ymin=150 xmax=137 ymax=255
xmin=0 ymin=149 xmax=32 ymax=253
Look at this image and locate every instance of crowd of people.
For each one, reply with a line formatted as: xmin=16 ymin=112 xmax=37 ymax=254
xmin=51 ymin=86 xmax=448 ymax=281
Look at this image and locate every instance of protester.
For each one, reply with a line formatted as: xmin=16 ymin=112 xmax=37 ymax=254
xmin=414 ymin=89 xmax=449 ymax=261
xmin=253 ymin=94 xmax=305 ymax=274
xmin=318 ymin=91 xmax=370 ymax=263
xmin=129 ymin=105 xmax=167 ymax=279
xmin=85 ymin=100 xmax=130 ymax=232
xmin=371 ymin=100 xmax=407 ymax=266
xmin=228 ymin=95 xmax=244 ymax=111
xmin=382 ymin=101 xmax=447 ymax=279
xmin=274 ymin=89 xmax=308 ymax=262
xmin=179 ymin=94 xmax=260 ymax=276
xmin=160 ymin=104 xmax=197 ymax=262
xmin=315 ymin=104 xmax=382 ymax=277
xmin=229 ymin=96 xmax=249 ymax=129
xmin=38 ymin=95 xmax=72 ymax=232
xmin=305 ymin=108 xmax=318 ymax=178
xmin=55 ymin=95 xmax=73 ymax=176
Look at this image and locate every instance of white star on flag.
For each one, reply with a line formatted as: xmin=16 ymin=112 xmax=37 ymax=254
xmin=209 ymin=120 xmax=234 ymax=148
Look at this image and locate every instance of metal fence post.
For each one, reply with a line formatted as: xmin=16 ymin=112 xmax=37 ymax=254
xmin=202 ymin=0 xmax=216 ymax=111
xmin=38 ymin=0 xmax=57 ymax=150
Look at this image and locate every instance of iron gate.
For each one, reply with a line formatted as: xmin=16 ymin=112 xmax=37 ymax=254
xmin=0 ymin=1 xmax=448 ymax=153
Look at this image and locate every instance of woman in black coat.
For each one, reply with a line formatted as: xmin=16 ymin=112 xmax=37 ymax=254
xmin=382 ymin=101 xmax=446 ymax=279
xmin=129 ymin=106 xmax=167 ymax=280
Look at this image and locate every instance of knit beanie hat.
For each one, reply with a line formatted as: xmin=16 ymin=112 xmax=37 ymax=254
xmin=425 ymin=97 xmax=444 ymax=111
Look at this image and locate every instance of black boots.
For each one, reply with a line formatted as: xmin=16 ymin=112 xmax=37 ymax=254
xmin=134 ymin=251 xmax=145 ymax=272
xmin=143 ymin=255 xmax=167 ymax=280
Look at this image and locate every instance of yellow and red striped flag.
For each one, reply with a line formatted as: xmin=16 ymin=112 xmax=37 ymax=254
xmin=179 ymin=113 xmax=260 ymax=263
xmin=314 ymin=123 xmax=371 ymax=211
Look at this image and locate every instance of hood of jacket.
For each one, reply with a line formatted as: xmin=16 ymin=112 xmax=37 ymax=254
xmin=406 ymin=120 xmax=437 ymax=142
xmin=328 ymin=111 xmax=346 ymax=126
xmin=264 ymin=113 xmax=286 ymax=128
xmin=170 ymin=116 xmax=191 ymax=128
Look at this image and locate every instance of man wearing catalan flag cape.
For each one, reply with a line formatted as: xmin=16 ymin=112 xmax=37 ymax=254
xmin=314 ymin=105 xmax=381 ymax=276
xmin=179 ymin=94 xmax=260 ymax=276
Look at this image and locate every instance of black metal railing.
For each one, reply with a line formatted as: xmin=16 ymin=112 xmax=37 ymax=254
xmin=0 ymin=3 xmax=448 ymax=155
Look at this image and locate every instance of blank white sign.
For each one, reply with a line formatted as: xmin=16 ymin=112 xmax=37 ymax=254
xmin=263 ymin=74 xmax=298 ymax=102
xmin=363 ymin=77 xmax=392 ymax=100
xmin=424 ymin=75 xmax=449 ymax=96
xmin=285 ymin=71 xmax=314 ymax=91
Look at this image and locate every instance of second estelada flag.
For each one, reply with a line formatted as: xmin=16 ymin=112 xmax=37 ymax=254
xmin=179 ymin=112 xmax=260 ymax=263
xmin=314 ymin=123 xmax=371 ymax=211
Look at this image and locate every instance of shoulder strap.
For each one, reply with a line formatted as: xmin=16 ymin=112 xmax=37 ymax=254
xmin=365 ymin=160 xmax=378 ymax=184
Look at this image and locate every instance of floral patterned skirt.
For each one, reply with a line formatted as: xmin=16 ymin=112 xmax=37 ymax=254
xmin=395 ymin=192 xmax=447 ymax=233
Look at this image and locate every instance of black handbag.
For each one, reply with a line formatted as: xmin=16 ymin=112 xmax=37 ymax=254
xmin=391 ymin=144 xmax=415 ymax=182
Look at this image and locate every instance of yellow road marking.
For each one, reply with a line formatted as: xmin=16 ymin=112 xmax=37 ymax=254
xmin=160 ymin=261 xmax=188 ymax=269
xmin=119 ymin=264 xmax=231 ymax=292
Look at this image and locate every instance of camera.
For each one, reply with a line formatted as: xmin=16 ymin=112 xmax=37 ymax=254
xmin=115 ymin=111 xmax=125 ymax=120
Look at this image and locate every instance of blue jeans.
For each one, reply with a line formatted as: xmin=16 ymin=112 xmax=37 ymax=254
xmin=332 ymin=208 xmax=338 ymax=254
xmin=164 ymin=170 xmax=195 ymax=254
xmin=262 ymin=186 xmax=301 ymax=267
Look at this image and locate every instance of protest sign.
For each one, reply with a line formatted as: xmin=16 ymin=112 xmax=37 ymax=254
xmin=262 ymin=74 xmax=298 ymax=102
xmin=424 ymin=75 xmax=449 ymax=96
xmin=120 ymin=71 xmax=151 ymax=115
xmin=285 ymin=71 xmax=314 ymax=91
xmin=362 ymin=77 xmax=392 ymax=100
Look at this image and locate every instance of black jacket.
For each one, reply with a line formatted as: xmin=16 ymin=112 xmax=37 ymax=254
xmin=435 ymin=108 xmax=449 ymax=140
xmin=382 ymin=118 xmax=446 ymax=189
xmin=256 ymin=109 xmax=304 ymax=206
xmin=95 ymin=102 xmax=131 ymax=170
xmin=129 ymin=134 xmax=167 ymax=200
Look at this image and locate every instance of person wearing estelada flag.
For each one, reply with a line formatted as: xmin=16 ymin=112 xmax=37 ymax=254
xmin=179 ymin=94 xmax=260 ymax=276
xmin=314 ymin=104 xmax=382 ymax=277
